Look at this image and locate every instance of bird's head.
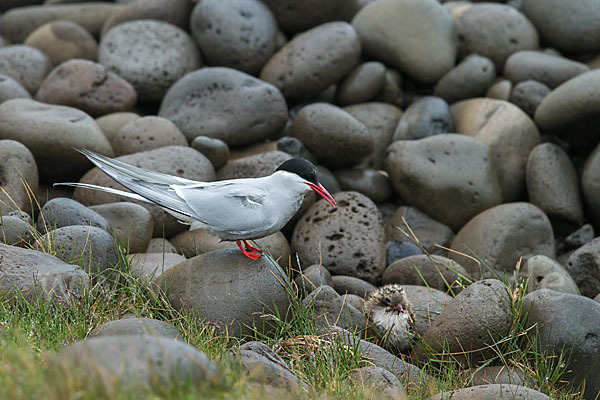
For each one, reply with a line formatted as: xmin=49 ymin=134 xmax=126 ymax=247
xmin=276 ymin=158 xmax=336 ymax=207
xmin=367 ymin=284 xmax=413 ymax=316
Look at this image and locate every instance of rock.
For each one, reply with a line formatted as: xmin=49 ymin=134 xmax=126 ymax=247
xmin=190 ymin=0 xmax=277 ymax=75
xmin=384 ymin=206 xmax=454 ymax=257
xmin=352 ymin=0 xmax=457 ymax=83
xmin=95 ymin=112 xmax=139 ymax=143
xmin=0 ymin=3 xmax=124 ymax=43
xmin=565 ymin=224 xmax=594 ymax=250
xmin=52 ymin=336 xmax=219 ymax=393
xmin=375 ymin=68 xmax=403 ymax=107
xmin=0 ymin=73 xmax=31 ymax=103
xmin=524 ymin=289 xmax=600 ymax=397
xmin=276 ymin=136 xmax=316 ymax=164
xmin=261 ymin=0 xmax=358 ymax=33
xmin=36 ymin=197 xmax=109 ymax=232
xmin=383 ymin=255 xmax=469 ymax=294
xmin=191 ymin=136 xmax=230 ymax=170
xmin=335 ymin=169 xmax=392 ymax=204
xmin=332 ymin=275 xmax=376 ymax=298
xmin=583 ymin=142 xmax=600 ymax=228
xmin=526 ymin=143 xmax=583 ymax=232
xmin=73 ymin=146 xmax=215 ymax=238
xmin=509 ymin=80 xmax=550 ymax=117
xmin=239 ymin=342 xmax=305 ymax=392
xmin=0 ymin=215 xmax=35 ymax=247
xmin=450 ymin=203 xmax=554 ymax=279
xmin=260 ymin=22 xmax=361 ymax=101
xmin=23 ymin=20 xmax=98 ymax=65
xmin=456 ymin=3 xmax=539 ymax=71
xmin=291 ymin=103 xmax=372 ymax=168
xmin=0 ymin=45 xmax=51 ymax=94
xmin=294 ymin=264 xmax=332 ymax=296
xmin=386 ymin=241 xmax=424 ymax=266
xmin=0 ymin=243 xmax=89 ymax=301
xmin=0 ymin=99 xmax=113 ymax=181
xmin=154 ymin=248 xmax=291 ymax=336
xmin=413 ymin=279 xmax=512 ymax=365
xmin=337 ymin=61 xmax=386 ymax=106
xmin=160 ymin=67 xmax=287 ymax=146
xmin=128 ymin=253 xmax=185 ymax=281
xmin=470 ymin=366 xmax=526 ymax=386
xmin=316 ymin=165 xmax=341 ymax=194
xmin=519 ymin=255 xmax=580 ymax=295
xmin=343 ymin=293 xmax=366 ymax=313
xmin=343 ymin=102 xmax=403 ymax=169
xmin=504 ymin=51 xmax=589 ymax=89
xmin=217 ymin=151 xmax=291 ymax=180
xmin=565 ymin=238 xmax=600 ymax=298
xmin=521 ymin=0 xmax=600 ymax=53
xmin=434 ymin=54 xmax=496 ymax=104
xmin=90 ymin=317 xmax=183 ymax=340
xmin=90 ymin=202 xmax=153 ymax=254
xmin=111 ymin=116 xmax=187 ymax=156
xmin=451 ymin=98 xmax=540 ymax=201
xmin=292 ymin=191 xmax=386 ymax=284
xmin=303 ymin=285 xmax=367 ymax=332
xmin=347 ymin=366 xmax=408 ymax=399
xmin=402 ymin=285 xmax=449 ymax=336
xmin=35 ymin=59 xmax=137 ymax=117
xmin=99 ymin=20 xmax=201 ymax=102
xmin=101 ymin=0 xmax=192 ymax=36
xmin=145 ymin=238 xmax=178 ymax=254
xmin=429 ymin=384 xmax=549 ymax=399
xmin=386 ymin=134 xmax=502 ymax=231
xmin=0 ymin=140 xmax=38 ymax=215
xmin=392 ymin=96 xmax=453 ymax=141
xmin=486 ymin=79 xmax=512 ymax=101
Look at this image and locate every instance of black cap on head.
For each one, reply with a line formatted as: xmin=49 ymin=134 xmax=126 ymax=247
xmin=276 ymin=158 xmax=319 ymax=185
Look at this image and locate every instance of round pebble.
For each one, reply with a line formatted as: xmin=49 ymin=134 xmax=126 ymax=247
xmin=95 ymin=112 xmax=139 ymax=143
xmin=392 ymin=96 xmax=453 ymax=141
xmin=191 ymin=136 xmax=230 ymax=170
xmin=334 ymin=169 xmax=392 ymax=204
xmin=331 ymin=275 xmax=376 ymax=298
xmin=504 ymin=50 xmax=589 ymax=89
xmin=519 ymin=255 xmax=580 ymax=295
xmin=386 ymin=241 xmax=424 ymax=266
xmin=486 ymin=78 xmax=512 ymax=101
xmin=217 ymin=151 xmax=291 ymax=180
xmin=294 ymin=264 xmax=332 ymax=296
xmin=111 ymin=116 xmax=188 ymax=156
xmin=509 ymin=80 xmax=550 ymax=117
xmin=0 ymin=45 xmax=51 ymax=94
xmin=36 ymin=197 xmax=110 ymax=233
xmin=337 ymin=61 xmax=386 ymax=106
xmin=101 ymin=0 xmax=192 ymax=36
xmin=0 ymin=73 xmax=31 ymax=103
xmin=0 ymin=140 xmax=38 ymax=215
xmin=90 ymin=317 xmax=183 ymax=340
xmin=433 ymin=54 xmax=496 ymax=104
xmin=583 ymin=141 xmax=600 ymax=227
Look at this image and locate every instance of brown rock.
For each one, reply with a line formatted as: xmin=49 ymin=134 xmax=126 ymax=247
xmin=111 ymin=116 xmax=188 ymax=156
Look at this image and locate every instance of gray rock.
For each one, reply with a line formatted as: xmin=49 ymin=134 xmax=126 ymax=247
xmin=260 ymin=22 xmax=361 ymax=101
xmin=0 ymin=139 xmax=38 ymax=215
xmin=303 ymin=285 xmax=367 ymax=332
xmin=392 ymin=96 xmax=453 ymax=141
xmin=347 ymin=366 xmax=408 ymax=399
xmin=0 ymin=243 xmax=89 ymax=301
xmin=352 ymin=0 xmax=457 ymax=83
xmin=111 ymin=116 xmax=187 ymax=156
xmin=429 ymin=384 xmax=549 ymax=399
xmin=565 ymin=238 xmax=600 ymax=298
xmin=154 ymin=248 xmax=291 ymax=337
xmin=434 ymin=54 xmax=496 ymax=104
xmin=292 ymin=191 xmax=386 ymax=284
xmin=90 ymin=202 xmax=153 ymax=254
xmin=191 ymin=136 xmax=230 ymax=170
xmin=565 ymin=224 xmax=594 ymax=250
xmin=335 ymin=169 xmax=392 ymax=204
xmin=386 ymin=241 xmax=423 ymax=266
xmin=504 ymin=51 xmax=589 ymax=89
xmin=524 ymin=289 xmax=600 ymax=398
xmin=128 ymin=252 xmax=185 ymax=281
xmin=0 ymin=215 xmax=35 ymax=247
xmin=0 ymin=99 xmax=114 ymax=181
xmin=99 ymin=20 xmax=201 ymax=102
xmin=291 ymin=103 xmax=373 ymax=168
xmin=294 ymin=264 xmax=332 ymax=296
xmin=486 ymin=78 xmax=512 ymax=101
xmin=190 ymin=0 xmax=277 ymax=75
xmin=101 ymin=0 xmax=192 ymax=36
xmin=277 ymin=136 xmax=316 ymax=164
xmin=375 ymin=68 xmax=403 ymax=107
xmin=0 ymin=45 xmax=51 ymax=94
xmin=95 ymin=112 xmax=139 ymax=143
xmin=402 ymin=285 xmax=449 ymax=336
xmin=583 ymin=142 xmax=600 ymax=228
xmin=386 ymin=134 xmax=502 ymax=231
xmin=509 ymin=80 xmax=550 ymax=117
xmin=342 ymin=293 xmax=366 ymax=313
xmin=0 ymin=73 xmax=31 ymax=103
xmin=160 ymin=67 xmax=287 ymax=146
xmin=239 ymin=342 xmax=305 ymax=392
xmin=261 ymin=0 xmax=359 ymax=33
xmin=37 ymin=197 xmax=110 ymax=233
xmin=526 ymin=143 xmax=583 ymax=232
xmin=145 ymin=238 xmax=178 ymax=254
xmin=470 ymin=366 xmax=526 ymax=386
xmin=519 ymin=255 xmax=580 ymax=295
xmin=217 ymin=151 xmax=291 ymax=180
xmin=450 ymin=203 xmax=554 ymax=279
xmin=331 ymin=275 xmax=376 ymax=298
xmin=337 ymin=61 xmax=386 ymax=106
xmin=90 ymin=317 xmax=183 ymax=340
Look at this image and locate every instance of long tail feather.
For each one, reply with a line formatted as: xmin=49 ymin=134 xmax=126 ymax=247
xmin=54 ymin=182 xmax=152 ymax=203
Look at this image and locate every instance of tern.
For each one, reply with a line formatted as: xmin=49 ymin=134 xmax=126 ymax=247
xmin=57 ymin=149 xmax=336 ymax=260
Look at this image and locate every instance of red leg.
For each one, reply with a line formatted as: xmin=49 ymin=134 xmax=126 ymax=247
xmin=236 ymin=241 xmax=261 ymax=260
xmin=242 ymin=240 xmax=263 ymax=254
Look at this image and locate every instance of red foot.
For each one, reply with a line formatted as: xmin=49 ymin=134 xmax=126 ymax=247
xmin=236 ymin=241 xmax=262 ymax=260
xmin=242 ymin=240 xmax=263 ymax=254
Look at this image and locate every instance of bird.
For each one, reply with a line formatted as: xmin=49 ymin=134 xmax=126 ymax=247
xmin=57 ymin=149 xmax=336 ymax=260
xmin=365 ymin=284 xmax=415 ymax=353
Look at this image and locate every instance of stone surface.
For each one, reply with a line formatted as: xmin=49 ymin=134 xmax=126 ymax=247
xmin=0 ymin=243 xmax=89 ymax=301
xmin=101 ymin=0 xmax=192 ymax=36
xmin=90 ymin=202 xmax=153 ymax=254
xmin=450 ymin=203 xmax=555 ymax=279
xmin=583 ymin=142 xmax=600 ymax=227
xmin=146 ymin=238 xmax=178 ymax=254
xmin=111 ymin=116 xmax=187 ymax=156
xmin=519 ymin=255 xmax=580 ymax=295
xmin=392 ymin=96 xmax=453 ymax=141
xmin=470 ymin=366 xmax=526 ymax=386
xmin=337 ymin=61 xmax=386 ymax=106
xmin=217 ymin=151 xmax=291 ymax=180
xmin=260 ymin=22 xmax=361 ymax=101
xmin=89 ymin=317 xmax=183 ymax=340
xmin=352 ymin=0 xmax=457 ymax=83
xmin=429 ymin=384 xmax=549 ymax=399
xmin=0 ymin=140 xmax=38 ymax=215
xmin=294 ymin=264 xmax=332 ymax=296
xmin=0 ymin=215 xmax=35 ymax=247
xmin=155 ymin=248 xmax=291 ymax=336
xmin=99 ymin=20 xmax=201 ymax=102
xmin=347 ymin=366 xmax=408 ymax=399
xmin=331 ymin=275 xmax=376 ymax=298
xmin=509 ymin=80 xmax=550 ymax=117
xmin=262 ymin=0 xmax=359 ymax=33
xmin=434 ymin=54 xmax=496 ymax=104
xmin=486 ymin=79 xmax=512 ymax=101
xmin=504 ymin=51 xmax=589 ymax=89
xmin=160 ymin=67 xmax=287 ymax=146
xmin=35 ymin=59 xmax=137 ymax=117
xmin=128 ymin=252 xmax=185 ymax=281
xmin=0 ymin=99 xmax=113 ymax=181
xmin=386 ymin=241 xmax=424 ymax=266
xmin=0 ymin=45 xmax=51 ymax=94
xmin=0 ymin=73 xmax=31 ymax=103
xmin=375 ymin=68 xmax=403 ymax=106
xmin=36 ymin=197 xmax=109 ymax=232
xmin=386 ymin=134 xmax=502 ymax=231
xmin=190 ymin=0 xmax=277 ymax=75
xmin=335 ymin=169 xmax=392 ymax=204
xmin=292 ymin=191 xmax=386 ymax=284
xmin=403 ymin=285 xmax=449 ymax=336
xmin=565 ymin=224 xmax=595 ymax=251
xmin=565 ymin=238 xmax=600 ymax=298
xmin=191 ymin=136 xmax=230 ymax=170
xmin=303 ymin=285 xmax=367 ymax=332
xmin=95 ymin=111 xmax=139 ymax=143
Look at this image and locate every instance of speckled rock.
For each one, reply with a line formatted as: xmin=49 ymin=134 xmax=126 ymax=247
xmin=392 ymin=96 xmax=453 ymax=141
xmin=37 ymin=197 xmax=109 ymax=233
xmin=386 ymin=134 xmax=502 ymax=231
xmin=450 ymin=203 xmax=554 ymax=279
xmin=565 ymin=224 xmax=594 ymax=251
xmin=260 ymin=22 xmax=361 ymax=101
xmin=352 ymin=0 xmax=457 ymax=83
xmin=35 ymin=59 xmax=137 ymax=117
xmin=413 ymin=279 xmax=512 ymax=365
xmin=0 ymin=73 xmax=31 ymax=103
xmin=335 ymin=169 xmax=392 ymax=204
xmin=0 ymin=215 xmax=35 ymax=247
xmin=101 ymin=0 xmax=192 ymax=36
xmin=0 ymin=99 xmax=113 ymax=181
xmin=402 ymin=285 xmax=448 ymax=336
xmin=217 ymin=151 xmax=291 ymax=180
xmin=504 ymin=51 xmax=589 ymax=89
xmin=303 ymin=285 xmax=367 ymax=332
xmin=261 ymin=0 xmax=359 ymax=33
xmin=95 ymin=112 xmax=139 ymax=143
xmin=190 ymin=0 xmax=277 ymax=75
xmin=519 ymin=255 xmax=580 ymax=295
xmin=583 ymin=142 xmax=600 ymax=227
xmin=434 ymin=54 xmax=496 ymax=104
xmin=0 ymin=45 xmax=51 ymax=94
xmin=337 ymin=61 xmax=386 ymax=106
xmin=332 ymin=275 xmax=376 ymax=298
xmin=128 ymin=252 xmax=185 ymax=281
xmin=111 ymin=116 xmax=187 ymax=156
xmin=347 ymin=366 xmax=408 ymax=399
xmin=291 ymin=103 xmax=372 ymax=168
xmin=451 ymin=98 xmax=540 ymax=201
xmin=145 ymin=238 xmax=178 ymax=254
xmin=160 ymin=67 xmax=287 ymax=146
xmin=24 ymin=20 xmax=98 ymax=65
xmin=429 ymin=384 xmax=549 ymax=400
xmin=509 ymin=80 xmax=550 ymax=117
xmin=90 ymin=202 xmax=153 ymax=254
xmin=0 ymin=243 xmax=89 ymax=301
xmin=99 ymin=20 xmax=201 ymax=102
xmin=486 ymin=79 xmax=512 ymax=101
xmin=470 ymin=366 xmax=526 ymax=386
xmin=294 ymin=264 xmax=332 ymax=296
xmin=526 ymin=143 xmax=583 ymax=232
xmin=90 ymin=317 xmax=183 ymax=340
xmin=191 ymin=136 xmax=230 ymax=170
xmin=565 ymin=238 xmax=600 ymax=298
xmin=0 ymin=140 xmax=38 ymax=215
xmin=292 ymin=191 xmax=386 ymax=284
xmin=154 ymin=248 xmax=291 ymax=336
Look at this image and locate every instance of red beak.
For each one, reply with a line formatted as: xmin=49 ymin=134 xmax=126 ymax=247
xmin=307 ymin=183 xmax=336 ymax=207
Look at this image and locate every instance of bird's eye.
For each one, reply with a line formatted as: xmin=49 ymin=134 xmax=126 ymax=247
xmin=383 ymin=297 xmax=391 ymax=306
